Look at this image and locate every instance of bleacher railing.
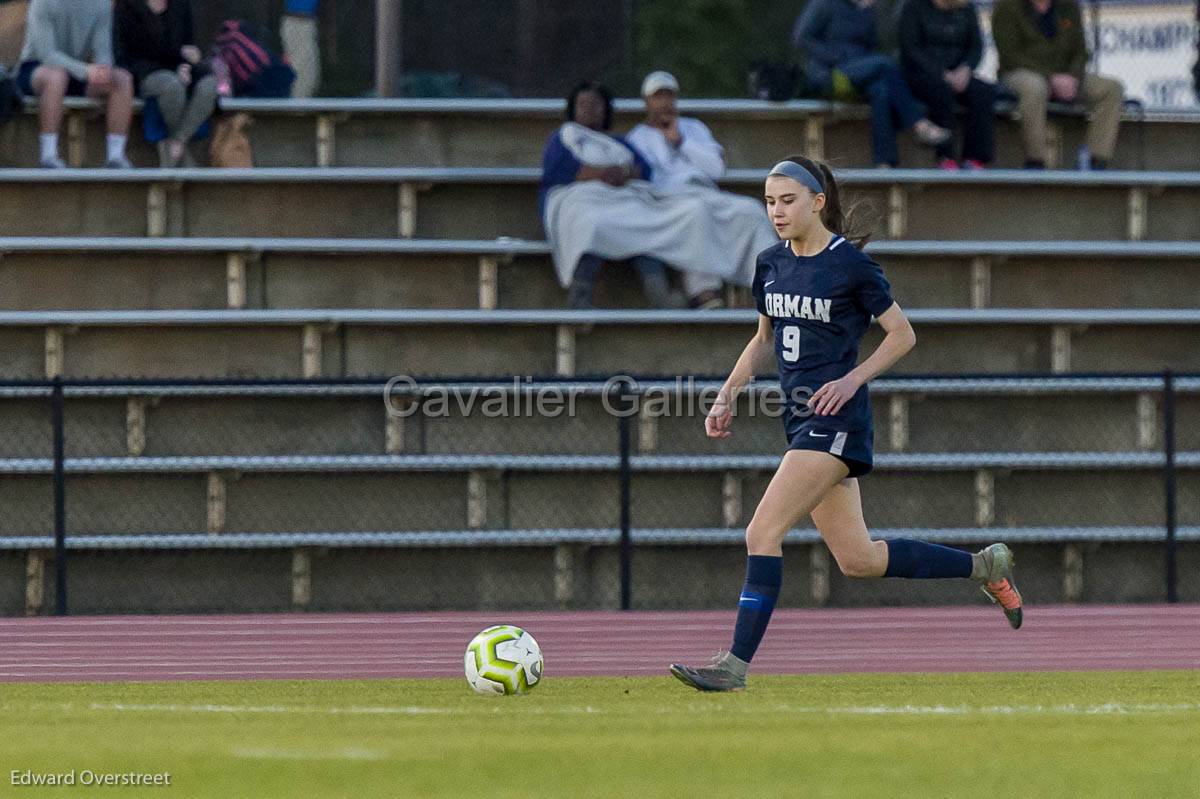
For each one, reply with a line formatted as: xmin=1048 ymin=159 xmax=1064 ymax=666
xmin=0 ymin=372 xmax=1192 ymax=615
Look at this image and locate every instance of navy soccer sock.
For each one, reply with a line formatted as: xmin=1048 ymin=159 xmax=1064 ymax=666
xmin=729 ymin=555 xmax=783 ymax=663
xmin=883 ymin=538 xmax=972 ymax=579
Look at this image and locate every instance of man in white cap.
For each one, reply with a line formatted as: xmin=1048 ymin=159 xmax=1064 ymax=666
xmin=628 ymin=71 xmax=726 ymax=190
xmin=627 ymin=70 xmax=777 ymax=309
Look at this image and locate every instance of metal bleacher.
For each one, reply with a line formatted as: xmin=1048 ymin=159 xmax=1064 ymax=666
xmin=0 ymin=237 xmax=1197 ymax=312
xmin=2 ymin=307 xmax=1200 ymax=379
xmin=0 ymin=167 xmax=1196 ymax=240
xmin=1 ymin=96 xmax=1197 ymax=612
xmin=14 ymin=96 xmax=1197 ymax=171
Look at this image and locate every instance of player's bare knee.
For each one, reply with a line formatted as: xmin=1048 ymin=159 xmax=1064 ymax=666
xmin=744 ymin=519 xmax=785 ymax=555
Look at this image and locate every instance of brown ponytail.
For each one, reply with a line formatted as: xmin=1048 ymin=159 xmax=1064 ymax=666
xmin=782 ymin=154 xmax=872 ymax=249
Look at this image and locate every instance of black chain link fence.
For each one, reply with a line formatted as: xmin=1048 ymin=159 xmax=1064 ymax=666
xmin=0 ymin=374 xmax=1194 ymax=616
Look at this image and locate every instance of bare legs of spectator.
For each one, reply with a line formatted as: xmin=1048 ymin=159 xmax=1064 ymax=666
xmin=142 ymin=70 xmax=220 ymax=167
xmin=89 ymin=68 xmax=133 ymax=168
xmin=1002 ymin=69 xmax=1123 ymax=168
xmin=32 ymin=68 xmax=65 ymax=134
xmin=568 ymin=254 xmax=686 ymax=309
xmin=31 ymin=65 xmax=133 ymax=168
xmin=31 ymin=65 xmax=69 ymax=167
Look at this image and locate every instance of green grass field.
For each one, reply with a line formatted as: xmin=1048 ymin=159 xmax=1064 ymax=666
xmin=3 ymin=671 xmax=1198 ymax=798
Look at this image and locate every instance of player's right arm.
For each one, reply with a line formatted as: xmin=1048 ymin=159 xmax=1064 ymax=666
xmin=706 ymin=313 xmax=775 ymax=439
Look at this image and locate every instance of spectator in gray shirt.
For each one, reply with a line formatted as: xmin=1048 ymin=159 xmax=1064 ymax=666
xmin=18 ymin=0 xmax=135 ymax=168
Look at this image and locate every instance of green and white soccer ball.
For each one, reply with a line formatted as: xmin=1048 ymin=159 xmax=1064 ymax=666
xmin=464 ymin=625 xmax=544 ymax=696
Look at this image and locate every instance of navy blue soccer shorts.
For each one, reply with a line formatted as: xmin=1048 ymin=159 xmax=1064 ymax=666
xmin=785 ymin=417 xmax=874 ymax=477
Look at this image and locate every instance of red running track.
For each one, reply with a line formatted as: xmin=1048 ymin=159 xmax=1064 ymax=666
xmin=0 ymin=605 xmax=1197 ymax=683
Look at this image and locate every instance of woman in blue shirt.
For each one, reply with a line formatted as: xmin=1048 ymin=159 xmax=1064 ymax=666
xmin=540 ymin=82 xmax=679 ymax=309
xmin=670 ymin=155 xmax=1023 ymax=692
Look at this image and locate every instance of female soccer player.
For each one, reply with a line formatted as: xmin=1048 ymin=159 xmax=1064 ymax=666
xmin=670 ymin=156 xmax=1023 ymax=692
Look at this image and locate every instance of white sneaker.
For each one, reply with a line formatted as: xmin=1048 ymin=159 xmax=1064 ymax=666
xmin=913 ymin=119 xmax=952 ymax=147
xmin=39 ymin=156 xmax=67 ymax=169
xmin=105 ymin=155 xmax=134 ymax=169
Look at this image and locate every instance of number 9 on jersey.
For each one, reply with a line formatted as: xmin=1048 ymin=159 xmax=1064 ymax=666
xmin=782 ymin=325 xmax=800 ymax=362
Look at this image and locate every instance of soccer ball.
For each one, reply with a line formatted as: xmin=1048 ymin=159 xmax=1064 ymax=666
xmin=464 ymin=625 xmax=544 ymax=696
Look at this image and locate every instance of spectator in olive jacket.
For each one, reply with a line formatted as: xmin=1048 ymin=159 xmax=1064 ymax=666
xmin=991 ymin=0 xmax=1123 ymax=168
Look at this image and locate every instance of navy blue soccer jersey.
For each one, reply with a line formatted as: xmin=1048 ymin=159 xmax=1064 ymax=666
xmin=751 ymin=235 xmax=894 ymax=432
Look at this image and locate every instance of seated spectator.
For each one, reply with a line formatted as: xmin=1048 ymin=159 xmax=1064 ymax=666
xmin=115 ymin=0 xmax=218 ymax=168
xmin=281 ymin=0 xmax=321 ymax=98
xmin=540 ymin=82 xmax=679 ymax=309
xmin=542 ymin=82 xmax=770 ymax=310
xmin=898 ymin=0 xmax=997 ymax=169
xmin=992 ymin=0 xmax=1123 ymax=169
xmin=18 ymin=0 xmax=134 ymax=168
xmin=211 ymin=20 xmax=296 ymax=99
xmin=626 ymin=71 xmax=778 ymax=309
xmin=793 ymin=0 xmax=951 ymax=167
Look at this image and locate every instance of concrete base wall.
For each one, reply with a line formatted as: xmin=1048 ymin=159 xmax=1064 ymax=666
xmin=0 ymin=179 xmax=1192 ymax=241
xmin=5 ymin=541 xmax=1194 ymax=615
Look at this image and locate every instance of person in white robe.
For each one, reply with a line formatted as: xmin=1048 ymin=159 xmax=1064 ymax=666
xmin=625 ymin=71 xmax=779 ymax=309
xmin=541 ymin=81 xmax=775 ymax=310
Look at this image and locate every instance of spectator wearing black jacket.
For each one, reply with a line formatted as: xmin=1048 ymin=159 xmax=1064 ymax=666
xmin=898 ymin=0 xmax=997 ymax=168
xmin=115 ymin=0 xmax=217 ymax=167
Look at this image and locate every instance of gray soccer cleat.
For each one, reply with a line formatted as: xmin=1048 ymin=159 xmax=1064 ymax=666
xmin=669 ymin=651 xmax=748 ymax=692
xmin=974 ymin=542 xmax=1023 ymax=630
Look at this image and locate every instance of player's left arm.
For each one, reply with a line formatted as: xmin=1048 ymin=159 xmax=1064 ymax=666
xmin=810 ymin=303 xmax=916 ymax=416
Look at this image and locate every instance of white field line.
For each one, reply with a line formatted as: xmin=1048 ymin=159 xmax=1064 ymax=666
xmin=3 ymin=645 xmax=1197 ymax=663
xmin=73 ymin=701 xmax=1200 ymax=718
xmin=231 ymin=746 xmax=386 ymax=761
xmin=93 ymin=702 xmax=459 ymax=715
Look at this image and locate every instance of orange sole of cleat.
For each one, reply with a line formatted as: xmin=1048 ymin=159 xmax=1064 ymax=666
xmin=981 ymin=581 xmax=1024 ymax=630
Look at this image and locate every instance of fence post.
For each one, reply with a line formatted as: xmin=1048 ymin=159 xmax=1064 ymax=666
xmin=52 ymin=376 xmax=68 ymax=616
xmin=1163 ymin=370 xmax=1177 ymax=603
xmin=615 ymin=379 xmax=634 ymax=611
